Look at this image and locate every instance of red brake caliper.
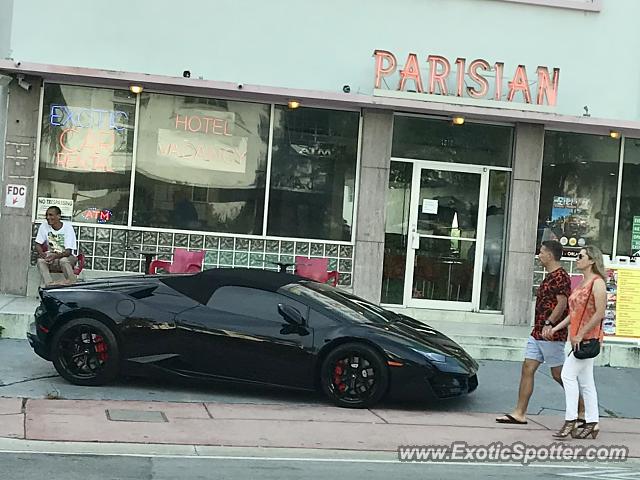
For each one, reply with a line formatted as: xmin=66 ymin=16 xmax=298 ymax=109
xmin=93 ymin=335 xmax=108 ymax=362
xmin=333 ymin=360 xmax=346 ymax=393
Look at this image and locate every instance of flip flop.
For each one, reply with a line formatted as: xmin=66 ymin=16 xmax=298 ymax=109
xmin=495 ymin=414 xmax=528 ymax=425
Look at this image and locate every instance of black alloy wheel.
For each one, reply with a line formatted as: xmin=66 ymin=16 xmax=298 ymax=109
xmin=51 ymin=317 xmax=119 ymax=386
xmin=320 ymin=342 xmax=389 ymax=408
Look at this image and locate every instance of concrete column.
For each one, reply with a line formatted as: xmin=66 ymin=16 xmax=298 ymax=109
xmin=352 ymin=109 xmax=393 ymax=303
xmin=502 ymin=123 xmax=544 ymax=325
xmin=0 ymin=75 xmax=41 ymax=295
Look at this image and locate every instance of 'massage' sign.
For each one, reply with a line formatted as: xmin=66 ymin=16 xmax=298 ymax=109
xmin=373 ymin=50 xmax=560 ymax=106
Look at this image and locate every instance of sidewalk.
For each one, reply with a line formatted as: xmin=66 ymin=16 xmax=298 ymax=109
xmin=1 ymin=397 xmax=639 ymax=456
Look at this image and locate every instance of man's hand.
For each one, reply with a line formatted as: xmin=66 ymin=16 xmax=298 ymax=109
xmin=542 ymin=325 xmax=553 ymax=340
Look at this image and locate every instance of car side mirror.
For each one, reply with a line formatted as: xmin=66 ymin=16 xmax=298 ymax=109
xmin=278 ymin=303 xmax=304 ymax=326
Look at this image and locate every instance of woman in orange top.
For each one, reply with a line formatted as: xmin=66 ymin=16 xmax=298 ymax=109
xmin=545 ymin=246 xmax=607 ymax=439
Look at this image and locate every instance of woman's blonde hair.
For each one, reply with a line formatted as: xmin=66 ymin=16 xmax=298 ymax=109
xmin=583 ymin=245 xmax=607 ymax=279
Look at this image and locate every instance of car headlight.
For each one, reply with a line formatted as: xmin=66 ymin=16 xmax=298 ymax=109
xmin=411 ymin=348 xmax=446 ymax=363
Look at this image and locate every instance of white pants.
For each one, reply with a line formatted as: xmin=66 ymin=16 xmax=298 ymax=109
xmin=561 ymin=352 xmax=599 ymax=423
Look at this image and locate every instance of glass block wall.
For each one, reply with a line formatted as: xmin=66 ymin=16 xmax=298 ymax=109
xmin=31 ymin=224 xmax=354 ymax=287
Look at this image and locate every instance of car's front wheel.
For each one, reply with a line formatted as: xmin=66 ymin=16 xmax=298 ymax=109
xmin=320 ymin=342 xmax=389 ymax=408
xmin=50 ymin=317 xmax=119 ymax=386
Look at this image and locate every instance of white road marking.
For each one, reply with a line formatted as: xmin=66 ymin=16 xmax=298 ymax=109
xmin=0 ymin=448 xmax=633 ymax=469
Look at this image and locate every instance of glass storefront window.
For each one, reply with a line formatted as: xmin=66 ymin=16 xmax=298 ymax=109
xmin=266 ymin=106 xmax=359 ymax=241
xmin=391 ymin=116 xmax=513 ymax=167
xmin=133 ymin=93 xmax=270 ymax=234
xmin=616 ymin=138 xmax=640 ymax=257
xmin=480 ymin=170 xmax=510 ymax=310
xmin=37 ymin=84 xmax=135 ymax=224
xmin=539 ymin=131 xmax=620 ymax=255
xmin=381 ymin=161 xmax=412 ymax=304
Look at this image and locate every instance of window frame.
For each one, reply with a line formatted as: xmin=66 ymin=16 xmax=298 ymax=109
xmin=32 ymin=82 xmax=363 ymax=245
xmin=540 ymin=129 xmax=623 ymax=257
xmin=206 ymin=285 xmax=310 ymax=326
xmin=33 ymin=83 xmax=137 ymax=227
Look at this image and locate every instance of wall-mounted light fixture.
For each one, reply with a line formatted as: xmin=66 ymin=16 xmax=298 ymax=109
xmin=452 ymin=116 xmax=465 ymax=125
xmin=129 ymin=85 xmax=144 ymax=94
xmin=288 ymin=100 xmax=300 ymax=109
xmin=610 ymin=130 xmax=620 ymax=139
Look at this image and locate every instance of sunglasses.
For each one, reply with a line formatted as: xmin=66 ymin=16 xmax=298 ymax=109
xmin=577 ymin=253 xmax=590 ymax=260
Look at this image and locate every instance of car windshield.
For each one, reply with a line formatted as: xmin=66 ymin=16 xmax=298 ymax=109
xmin=281 ymin=282 xmax=399 ymax=325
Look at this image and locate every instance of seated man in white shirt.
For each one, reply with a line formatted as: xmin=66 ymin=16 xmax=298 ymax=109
xmin=35 ymin=205 xmax=78 ymax=286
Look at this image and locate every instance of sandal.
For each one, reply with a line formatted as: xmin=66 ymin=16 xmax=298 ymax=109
xmin=495 ymin=414 xmax=528 ymax=425
xmin=553 ymin=419 xmax=578 ymax=439
xmin=572 ymin=422 xmax=599 ymax=439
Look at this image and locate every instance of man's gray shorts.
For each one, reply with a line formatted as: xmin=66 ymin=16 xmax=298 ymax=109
xmin=524 ymin=336 xmax=566 ymax=367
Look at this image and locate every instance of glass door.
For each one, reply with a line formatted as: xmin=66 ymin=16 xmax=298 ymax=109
xmin=405 ymin=161 xmax=489 ymax=311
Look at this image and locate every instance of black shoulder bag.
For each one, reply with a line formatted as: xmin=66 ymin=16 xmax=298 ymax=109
xmin=573 ymin=281 xmax=601 ymax=360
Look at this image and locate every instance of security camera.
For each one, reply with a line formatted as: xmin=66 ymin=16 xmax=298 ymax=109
xmin=237 ymin=83 xmax=244 ymax=90
xmin=16 ymin=74 xmax=31 ymax=92
xmin=14 ymin=60 xmax=21 ymax=68
xmin=182 ymin=70 xmax=191 ymax=78
xmin=342 ymin=85 xmax=351 ymax=93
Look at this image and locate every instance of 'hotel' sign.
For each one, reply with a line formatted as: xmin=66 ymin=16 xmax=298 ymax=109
xmin=373 ymin=50 xmax=560 ymax=107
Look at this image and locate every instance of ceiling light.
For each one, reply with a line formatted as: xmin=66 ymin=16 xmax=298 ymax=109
xmin=452 ymin=116 xmax=465 ymax=125
xmin=129 ymin=85 xmax=143 ymax=94
xmin=549 ymin=163 xmax=556 ymax=167
xmin=610 ymin=130 xmax=620 ymax=139
xmin=288 ymin=100 xmax=300 ymax=109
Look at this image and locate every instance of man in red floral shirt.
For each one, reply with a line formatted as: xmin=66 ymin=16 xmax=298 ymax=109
xmin=496 ymin=240 xmax=583 ymax=424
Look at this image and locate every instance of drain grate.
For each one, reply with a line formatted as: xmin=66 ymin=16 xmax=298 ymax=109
xmin=105 ymin=409 xmax=168 ymax=423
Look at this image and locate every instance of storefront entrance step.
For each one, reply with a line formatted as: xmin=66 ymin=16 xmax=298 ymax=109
xmin=459 ymin=344 xmax=525 ymax=363
xmin=0 ymin=312 xmax=32 ymax=339
xmin=449 ymin=334 xmax=526 ymax=348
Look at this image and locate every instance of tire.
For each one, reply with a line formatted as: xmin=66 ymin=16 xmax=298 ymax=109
xmin=50 ymin=317 xmax=120 ymax=386
xmin=320 ymin=342 xmax=389 ymax=408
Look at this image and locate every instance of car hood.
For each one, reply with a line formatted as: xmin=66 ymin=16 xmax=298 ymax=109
xmin=381 ymin=315 xmax=478 ymax=370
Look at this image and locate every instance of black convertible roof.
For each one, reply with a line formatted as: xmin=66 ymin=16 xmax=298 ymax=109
xmin=160 ymin=268 xmax=304 ymax=305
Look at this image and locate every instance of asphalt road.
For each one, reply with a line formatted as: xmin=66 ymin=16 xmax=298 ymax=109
xmin=1 ymin=339 xmax=639 ymax=418
xmin=1 ymin=450 xmax=639 ymax=480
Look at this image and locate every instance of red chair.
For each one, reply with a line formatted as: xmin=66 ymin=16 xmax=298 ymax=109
xmin=73 ymin=252 xmax=85 ymax=275
xmin=295 ymin=256 xmax=339 ymax=286
xmin=39 ymin=243 xmax=84 ymax=275
xmin=149 ymin=248 xmax=204 ymax=274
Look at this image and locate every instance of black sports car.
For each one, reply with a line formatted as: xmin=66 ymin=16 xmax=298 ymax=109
xmin=27 ymin=268 xmax=478 ymax=408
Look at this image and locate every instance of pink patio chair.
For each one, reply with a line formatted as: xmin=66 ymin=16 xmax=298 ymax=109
xmin=149 ymin=248 xmax=204 ymax=274
xmin=295 ymin=256 xmax=339 ymax=286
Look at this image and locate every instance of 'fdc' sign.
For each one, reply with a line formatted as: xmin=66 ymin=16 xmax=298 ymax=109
xmin=5 ymin=184 xmax=27 ymax=209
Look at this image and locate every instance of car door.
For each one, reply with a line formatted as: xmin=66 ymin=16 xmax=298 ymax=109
xmin=175 ymin=286 xmax=315 ymax=389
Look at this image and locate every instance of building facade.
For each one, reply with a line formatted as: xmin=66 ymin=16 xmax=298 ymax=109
xmin=1 ymin=0 xmax=639 ymax=328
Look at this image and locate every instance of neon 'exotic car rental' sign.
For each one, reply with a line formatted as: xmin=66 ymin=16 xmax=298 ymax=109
xmin=373 ymin=50 xmax=560 ymax=106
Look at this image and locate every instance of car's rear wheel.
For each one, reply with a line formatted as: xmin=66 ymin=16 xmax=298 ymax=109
xmin=320 ymin=342 xmax=388 ymax=408
xmin=51 ymin=317 xmax=119 ymax=386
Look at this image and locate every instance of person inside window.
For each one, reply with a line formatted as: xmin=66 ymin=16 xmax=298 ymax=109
xmin=172 ymin=188 xmax=199 ymax=230
xmin=35 ymin=205 xmax=78 ymax=286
